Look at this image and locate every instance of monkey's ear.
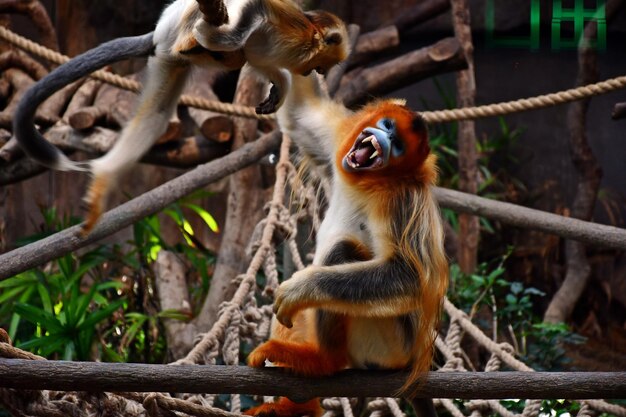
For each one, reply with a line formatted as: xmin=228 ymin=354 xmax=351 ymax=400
xmin=324 ymin=32 xmax=343 ymax=45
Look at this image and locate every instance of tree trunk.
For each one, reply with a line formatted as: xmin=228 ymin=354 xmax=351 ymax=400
xmin=450 ymin=0 xmax=479 ymax=274
xmin=194 ymin=73 xmax=270 ymax=331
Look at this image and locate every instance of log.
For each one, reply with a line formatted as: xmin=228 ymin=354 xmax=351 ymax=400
xmin=153 ymin=251 xmax=195 ymax=360
xmin=451 ymin=0 xmax=479 ymax=273
xmin=185 ymin=68 xmax=234 ymax=143
xmin=63 ymin=79 xmax=102 ymax=123
xmin=0 ymin=137 xmax=21 ymax=162
xmin=0 ymin=154 xmax=47 ymax=185
xmin=0 ymin=360 xmax=624 ymax=400
xmin=0 ymin=50 xmax=48 ymax=80
xmin=43 ymin=124 xmax=228 ymax=168
xmin=336 ymin=37 xmax=467 ymax=107
xmin=0 ymin=68 xmax=34 ymax=129
xmin=197 ymin=0 xmax=229 ymax=25
xmin=349 ymin=25 xmax=399 ymax=69
xmin=143 ymin=136 xmax=229 ymax=168
xmin=433 ymin=187 xmax=626 ymax=251
xmin=36 ymin=79 xmax=84 ymax=126
xmin=612 ymin=102 xmax=626 ymax=120
xmin=68 ymin=105 xmax=108 ymax=130
xmin=0 ymin=0 xmax=59 ymax=51
xmin=0 ymin=130 xmax=283 ymax=279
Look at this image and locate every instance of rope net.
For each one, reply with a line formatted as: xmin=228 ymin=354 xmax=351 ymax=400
xmin=1 ymin=135 xmax=625 ymax=417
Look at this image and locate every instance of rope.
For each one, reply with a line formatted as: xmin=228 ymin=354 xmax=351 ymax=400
xmin=2 ymin=26 xmax=626 ymax=124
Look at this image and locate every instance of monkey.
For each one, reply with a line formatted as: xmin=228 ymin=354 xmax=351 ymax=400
xmin=244 ymin=73 xmax=449 ymax=417
xmin=14 ymin=0 xmax=349 ymax=234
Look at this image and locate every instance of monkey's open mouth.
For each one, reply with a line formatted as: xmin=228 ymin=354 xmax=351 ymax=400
xmin=344 ymin=131 xmax=388 ymax=171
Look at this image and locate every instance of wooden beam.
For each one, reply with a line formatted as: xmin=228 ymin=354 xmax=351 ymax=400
xmin=0 ymin=360 xmax=624 ymax=400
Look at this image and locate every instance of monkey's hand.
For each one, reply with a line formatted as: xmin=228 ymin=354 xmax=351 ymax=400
xmin=273 ymin=269 xmax=316 ymax=328
xmin=255 ymin=83 xmax=281 ymax=115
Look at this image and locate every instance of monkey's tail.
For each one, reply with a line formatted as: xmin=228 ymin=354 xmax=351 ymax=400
xmin=13 ymin=32 xmax=156 ymax=172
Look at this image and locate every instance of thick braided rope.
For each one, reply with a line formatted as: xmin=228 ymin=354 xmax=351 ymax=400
xmin=2 ymin=25 xmax=626 ymax=124
xmin=0 ymin=25 xmax=266 ymax=120
xmin=420 ymin=75 xmax=626 ymax=123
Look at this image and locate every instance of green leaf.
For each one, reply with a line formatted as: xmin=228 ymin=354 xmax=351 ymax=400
xmin=14 ymin=303 xmax=64 ymax=332
xmin=37 ymin=283 xmax=53 ymax=314
xmin=78 ymin=300 xmax=123 ymax=330
xmin=0 ymin=286 xmax=27 ymax=305
xmin=505 ymin=294 xmax=517 ymax=305
xmin=0 ymin=273 xmax=38 ymax=289
xmin=184 ymin=203 xmax=220 ymax=233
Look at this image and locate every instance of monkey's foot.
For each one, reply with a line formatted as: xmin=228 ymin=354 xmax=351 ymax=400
xmin=255 ymin=84 xmax=281 ymax=115
xmin=245 ymin=398 xmax=322 ymax=417
xmin=248 ymin=340 xmax=346 ymax=376
xmin=81 ymin=174 xmax=110 ymax=236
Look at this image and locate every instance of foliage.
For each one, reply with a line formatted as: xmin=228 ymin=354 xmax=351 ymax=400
xmin=447 ymin=251 xmax=585 ymax=372
xmin=423 ymin=78 xmax=527 ymax=233
xmin=0 ymin=193 xmax=218 ymax=362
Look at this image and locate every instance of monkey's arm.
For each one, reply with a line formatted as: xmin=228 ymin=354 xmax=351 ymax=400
xmin=273 ymin=256 xmax=421 ymax=327
xmin=277 ymin=73 xmax=350 ymax=166
xmin=13 ymin=33 xmax=155 ymax=171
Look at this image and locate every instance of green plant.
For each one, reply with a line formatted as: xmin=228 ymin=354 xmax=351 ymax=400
xmin=447 ymin=251 xmax=584 ymax=371
xmin=1 ymin=193 xmax=219 ymax=362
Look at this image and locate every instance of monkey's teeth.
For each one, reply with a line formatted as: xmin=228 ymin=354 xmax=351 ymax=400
xmin=369 ymin=150 xmax=379 ymax=159
xmin=362 ymin=135 xmax=375 ymax=144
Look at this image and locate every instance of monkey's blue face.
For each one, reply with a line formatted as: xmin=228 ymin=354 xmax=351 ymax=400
xmin=343 ymin=118 xmax=405 ymax=172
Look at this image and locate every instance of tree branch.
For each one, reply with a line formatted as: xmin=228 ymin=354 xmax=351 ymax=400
xmin=0 ymin=360 xmax=624 ymax=400
xmin=450 ymin=0 xmax=479 ymax=274
xmin=0 ymin=130 xmax=282 ymax=279
xmin=433 ymin=187 xmax=626 ymax=251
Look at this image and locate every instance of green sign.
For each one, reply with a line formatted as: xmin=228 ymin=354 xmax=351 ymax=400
xmin=486 ymin=0 xmax=606 ymax=51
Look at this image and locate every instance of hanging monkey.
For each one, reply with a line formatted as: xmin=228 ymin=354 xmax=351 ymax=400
xmin=14 ymin=0 xmax=348 ymax=234
xmin=245 ymin=73 xmax=449 ymax=417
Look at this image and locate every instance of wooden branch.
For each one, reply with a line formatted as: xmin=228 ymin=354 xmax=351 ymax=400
xmin=336 ymin=37 xmax=467 ymax=107
xmin=0 ymin=50 xmax=48 ymax=80
xmin=0 ymin=137 xmax=21 ymax=162
xmin=185 ymin=68 xmax=234 ymax=143
xmin=0 ymin=130 xmax=282 ymax=279
xmin=63 ymin=79 xmax=102 ymax=122
xmin=433 ymin=187 xmax=626 ymax=250
xmin=451 ymin=0 xmax=479 ymax=273
xmin=154 ymin=251 xmax=196 ymax=359
xmin=393 ymin=0 xmax=451 ymax=33
xmin=36 ymin=79 xmax=84 ymax=126
xmin=542 ymin=1 xmax=625 ymax=323
xmin=68 ymin=105 xmax=108 ymax=130
xmin=325 ymin=24 xmax=360 ymax=97
xmin=0 ymin=360 xmax=625 ymax=400
xmin=0 ymin=68 xmax=34 ymax=129
xmin=143 ymin=136 xmax=229 ymax=168
xmin=0 ymin=153 xmax=46 ymax=185
xmin=0 ymin=0 xmax=59 ymax=51
xmin=196 ymin=0 xmax=229 ymax=25
xmin=612 ymin=102 xmax=626 ymax=120
xmin=347 ymin=25 xmax=398 ymax=69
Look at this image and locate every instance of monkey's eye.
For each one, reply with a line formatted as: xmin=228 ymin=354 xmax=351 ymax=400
xmin=325 ymin=33 xmax=343 ymax=45
xmin=377 ymin=118 xmax=395 ymax=132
